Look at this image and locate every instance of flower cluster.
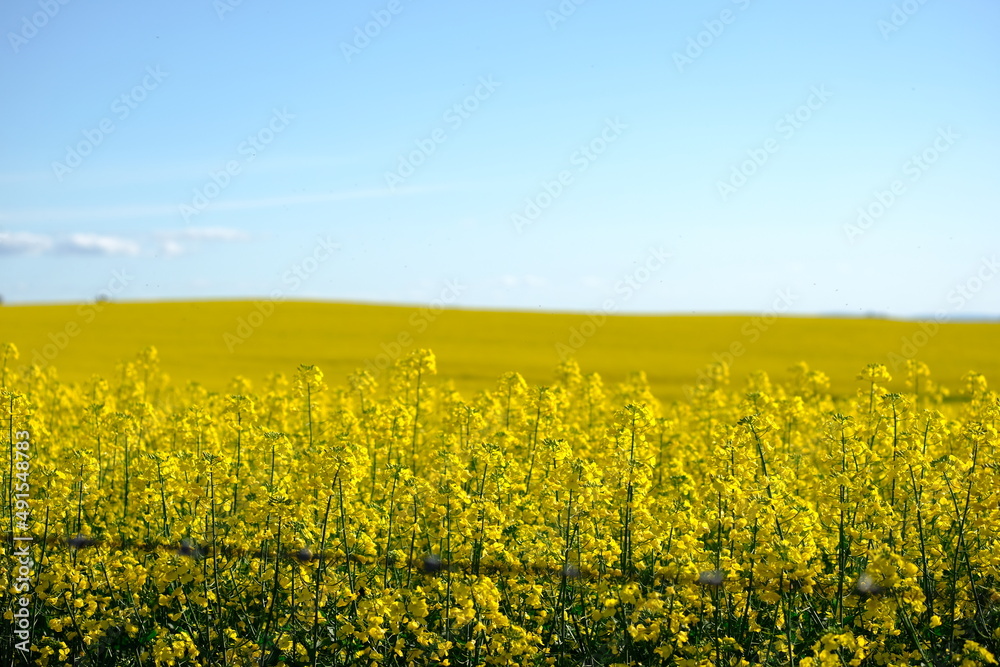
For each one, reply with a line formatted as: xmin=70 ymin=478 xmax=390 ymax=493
xmin=1 ymin=345 xmax=998 ymax=665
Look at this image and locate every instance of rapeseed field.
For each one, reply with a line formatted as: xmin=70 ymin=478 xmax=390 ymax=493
xmin=1 ymin=323 xmax=998 ymax=665
xmin=1 ymin=301 xmax=998 ymax=401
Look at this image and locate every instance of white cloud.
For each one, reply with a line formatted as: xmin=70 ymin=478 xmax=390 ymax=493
xmin=56 ymin=233 xmax=140 ymax=256
xmin=498 ymin=274 xmax=549 ymax=289
xmin=0 ymin=231 xmax=140 ymax=256
xmin=159 ymin=239 xmax=184 ymax=257
xmin=153 ymin=226 xmax=250 ymax=257
xmin=0 ymin=185 xmax=448 ymax=224
xmin=157 ymin=226 xmax=250 ymax=241
xmin=0 ymin=231 xmax=53 ymax=255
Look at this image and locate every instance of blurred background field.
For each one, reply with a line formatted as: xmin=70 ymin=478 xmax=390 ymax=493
xmin=2 ymin=300 xmax=997 ymax=401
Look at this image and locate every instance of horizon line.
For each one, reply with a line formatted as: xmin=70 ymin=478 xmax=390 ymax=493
xmin=1 ymin=297 xmax=998 ymax=323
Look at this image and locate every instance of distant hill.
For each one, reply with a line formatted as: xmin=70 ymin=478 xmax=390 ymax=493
xmin=2 ymin=300 xmax=997 ymax=400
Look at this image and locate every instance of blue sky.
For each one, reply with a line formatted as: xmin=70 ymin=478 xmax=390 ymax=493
xmin=1 ymin=0 xmax=998 ymax=317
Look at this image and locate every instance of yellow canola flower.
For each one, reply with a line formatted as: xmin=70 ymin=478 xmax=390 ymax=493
xmin=3 ymin=345 xmax=998 ymax=666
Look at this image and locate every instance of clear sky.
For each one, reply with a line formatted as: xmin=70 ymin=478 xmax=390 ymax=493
xmin=1 ymin=0 xmax=998 ymax=318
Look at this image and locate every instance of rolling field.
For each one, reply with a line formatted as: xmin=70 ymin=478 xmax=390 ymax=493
xmin=0 ymin=300 xmax=997 ymax=400
xmin=1 ymin=302 xmax=999 ymax=665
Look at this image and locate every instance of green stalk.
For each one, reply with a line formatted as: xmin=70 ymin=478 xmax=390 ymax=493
xmin=382 ymin=469 xmax=400 ymax=588
xmin=312 ymin=493 xmax=334 ymax=667
xmin=209 ymin=467 xmax=228 ymax=667
xmin=746 ymin=418 xmax=784 ymax=541
xmin=231 ymin=408 xmax=242 ymax=515
xmin=410 ymin=366 xmax=422 ymax=473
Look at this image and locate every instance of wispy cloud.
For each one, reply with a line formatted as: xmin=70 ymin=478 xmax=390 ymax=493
xmin=0 ymin=155 xmax=363 ymax=188
xmin=0 ymin=186 xmax=447 ymax=224
xmin=0 ymin=231 xmax=53 ymax=255
xmin=157 ymin=226 xmax=251 ymax=241
xmin=0 ymin=231 xmax=139 ymax=256
xmin=0 ymin=226 xmax=254 ymax=258
xmin=57 ymin=233 xmax=141 ymax=256
xmin=159 ymin=239 xmax=184 ymax=257
xmin=154 ymin=226 xmax=250 ymax=256
xmin=499 ymin=274 xmax=548 ymax=289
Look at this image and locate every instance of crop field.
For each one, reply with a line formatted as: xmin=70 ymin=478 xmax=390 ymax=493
xmin=1 ymin=301 xmax=998 ymax=401
xmin=5 ymin=0 xmax=998 ymax=663
xmin=0 ymin=303 xmax=998 ymax=666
